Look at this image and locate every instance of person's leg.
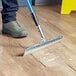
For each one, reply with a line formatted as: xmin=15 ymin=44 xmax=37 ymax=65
xmin=1 ymin=0 xmax=19 ymax=23
xmin=1 ymin=0 xmax=28 ymax=38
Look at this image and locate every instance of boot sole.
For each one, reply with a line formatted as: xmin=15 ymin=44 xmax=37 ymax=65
xmin=2 ymin=29 xmax=28 ymax=38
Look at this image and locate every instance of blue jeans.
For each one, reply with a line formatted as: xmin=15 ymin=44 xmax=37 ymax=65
xmin=1 ymin=0 xmax=19 ymax=23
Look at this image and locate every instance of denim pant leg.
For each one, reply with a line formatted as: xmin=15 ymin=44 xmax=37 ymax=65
xmin=1 ymin=0 xmax=19 ymax=23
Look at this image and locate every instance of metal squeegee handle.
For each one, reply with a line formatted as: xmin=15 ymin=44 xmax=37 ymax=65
xmin=25 ymin=0 xmax=46 ymax=40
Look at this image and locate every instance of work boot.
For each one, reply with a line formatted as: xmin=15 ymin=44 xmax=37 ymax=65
xmin=2 ymin=21 xmax=28 ymax=38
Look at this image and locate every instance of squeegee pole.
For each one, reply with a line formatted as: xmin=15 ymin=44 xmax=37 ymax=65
xmin=25 ymin=0 xmax=46 ymax=39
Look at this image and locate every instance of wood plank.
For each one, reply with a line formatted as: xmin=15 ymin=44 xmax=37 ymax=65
xmin=0 ymin=6 xmax=76 ymax=76
xmin=18 ymin=5 xmax=75 ymax=75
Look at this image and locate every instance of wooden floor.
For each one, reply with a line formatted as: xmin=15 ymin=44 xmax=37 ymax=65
xmin=0 ymin=5 xmax=76 ymax=76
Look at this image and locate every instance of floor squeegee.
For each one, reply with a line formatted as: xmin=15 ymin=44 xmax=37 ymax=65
xmin=23 ymin=0 xmax=63 ymax=56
